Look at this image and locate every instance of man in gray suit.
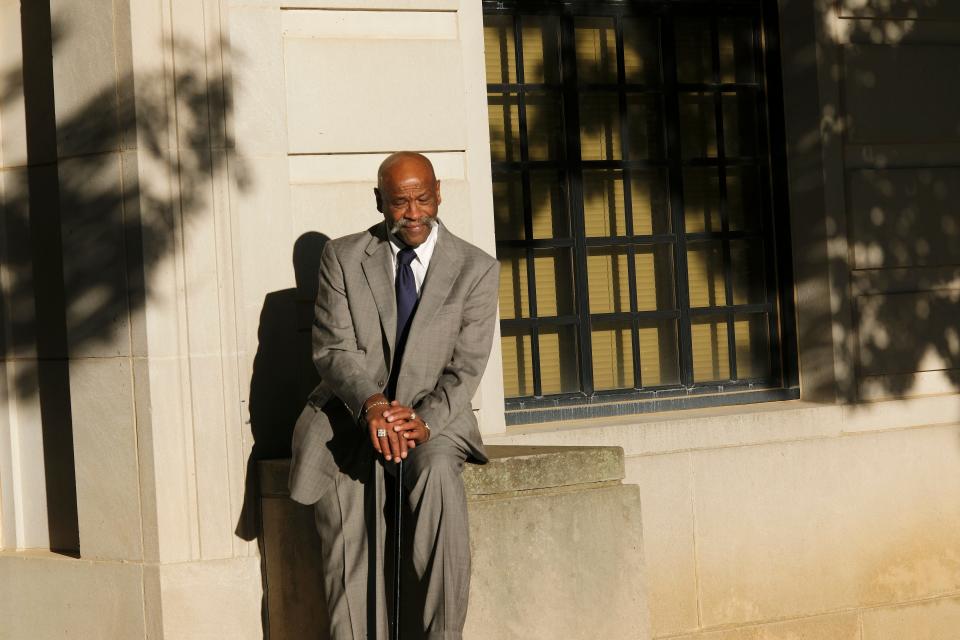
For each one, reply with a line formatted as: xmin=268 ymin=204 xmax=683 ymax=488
xmin=288 ymin=152 xmax=499 ymax=640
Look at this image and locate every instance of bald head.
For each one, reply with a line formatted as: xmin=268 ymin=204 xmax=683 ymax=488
xmin=377 ymin=152 xmax=436 ymax=190
xmin=374 ymin=151 xmax=442 ymax=248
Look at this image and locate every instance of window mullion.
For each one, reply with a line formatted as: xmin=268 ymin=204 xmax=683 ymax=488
xmin=512 ymin=13 xmax=543 ymax=397
xmin=559 ymin=10 xmax=595 ymax=396
xmin=711 ymin=13 xmax=738 ymax=382
xmin=757 ymin=2 xmax=790 ymax=386
xmin=661 ymin=9 xmax=695 ymax=387
xmin=614 ymin=14 xmax=643 ymax=390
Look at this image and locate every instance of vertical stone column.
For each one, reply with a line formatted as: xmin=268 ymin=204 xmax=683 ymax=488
xmin=0 ymin=0 xmax=259 ymax=636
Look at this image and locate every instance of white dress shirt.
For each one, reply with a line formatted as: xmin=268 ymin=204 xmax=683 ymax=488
xmin=387 ymin=221 xmax=439 ymax=295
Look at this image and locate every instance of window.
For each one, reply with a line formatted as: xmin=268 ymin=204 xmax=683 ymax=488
xmin=484 ymin=0 xmax=798 ymax=423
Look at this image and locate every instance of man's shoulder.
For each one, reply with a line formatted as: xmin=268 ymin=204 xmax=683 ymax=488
xmin=326 ymin=224 xmax=382 ymax=259
xmin=443 ymin=227 xmax=497 ymax=272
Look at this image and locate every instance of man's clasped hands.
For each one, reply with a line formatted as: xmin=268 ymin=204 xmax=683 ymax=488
xmin=362 ymin=393 xmax=431 ymax=463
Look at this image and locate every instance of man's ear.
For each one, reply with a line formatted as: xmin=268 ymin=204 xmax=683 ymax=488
xmin=374 ymin=187 xmax=383 ymax=213
xmin=435 ymin=180 xmax=442 ymax=207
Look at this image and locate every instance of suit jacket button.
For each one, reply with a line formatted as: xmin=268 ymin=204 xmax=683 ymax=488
xmin=377 ymin=379 xmax=384 ymax=387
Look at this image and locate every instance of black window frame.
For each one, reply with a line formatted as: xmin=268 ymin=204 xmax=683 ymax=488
xmin=485 ymin=0 xmax=799 ymax=425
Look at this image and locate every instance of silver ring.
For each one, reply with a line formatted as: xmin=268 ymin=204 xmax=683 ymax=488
xmin=376 ymin=429 xmax=387 ymax=438
xmin=411 ymin=411 xmax=417 ymax=420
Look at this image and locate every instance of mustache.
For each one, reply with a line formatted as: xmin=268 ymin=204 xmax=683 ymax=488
xmin=390 ymin=215 xmax=438 ymax=235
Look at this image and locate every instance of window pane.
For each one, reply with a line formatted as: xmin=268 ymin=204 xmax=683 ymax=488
xmin=683 ymin=168 xmax=721 ymax=233
xmin=631 ymin=170 xmax=671 ymax=235
xmin=623 ymin=18 xmax=661 ymax=84
xmin=539 ymin=325 xmax=581 ymax=394
xmin=526 ymin=92 xmax=565 ymax=160
xmin=692 ymin=316 xmax=730 ymax=382
xmin=675 ymin=18 xmax=712 ymax=84
xmin=575 ymin=17 xmax=618 ymax=84
xmin=492 ymin=174 xmax=524 ymax=241
xmin=583 ymin=170 xmax=628 ymax=237
xmin=532 ymin=248 xmax=576 ymax=317
xmin=488 ymin=92 xmax=520 ymax=162
xmin=719 ymin=18 xmax=756 ymax=84
xmin=484 ymin=15 xmax=517 ymax=84
xmin=501 ymin=329 xmax=533 ymax=397
xmin=635 ymin=245 xmax=675 ymax=311
xmin=726 ymin=166 xmax=762 ymax=231
xmin=580 ymin=93 xmax=621 ymax=160
xmin=520 ymin=16 xmax=561 ymax=84
xmin=591 ymin=319 xmax=634 ymax=391
xmin=626 ymin=94 xmax=664 ymax=159
xmin=680 ymin=93 xmax=717 ymax=158
xmin=583 ymin=169 xmax=670 ymax=237
xmin=734 ymin=313 xmax=771 ymax=379
xmin=730 ymin=240 xmax=766 ymax=305
xmin=530 ymin=172 xmax=570 ymax=239
xmin=722 ymin=91 xmax=758 ymax=158
xmin=687 ymin=242 xmax=726 ymax=308
xmin=639 ymin=319 xmax=680 ymax=386
xmin=497 ymin=248 xmax=529 ymax=319
xmin=587 ymin=248 xmax=631 ymax=313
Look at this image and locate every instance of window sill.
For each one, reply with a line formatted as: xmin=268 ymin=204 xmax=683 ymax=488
xmin=487 ymin=393 xmax=960 ymax=457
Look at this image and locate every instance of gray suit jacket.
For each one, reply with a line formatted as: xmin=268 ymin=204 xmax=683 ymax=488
xmin=288 ymin=221 xmax=499 ymax=505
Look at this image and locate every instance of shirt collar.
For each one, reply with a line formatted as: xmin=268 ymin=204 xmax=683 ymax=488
xmin=387 ymin=220 xmax=440 ymax=267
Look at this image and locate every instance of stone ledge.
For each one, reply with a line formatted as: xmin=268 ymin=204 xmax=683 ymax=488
xmin=258 ymin=444 xmax=625 ymax=498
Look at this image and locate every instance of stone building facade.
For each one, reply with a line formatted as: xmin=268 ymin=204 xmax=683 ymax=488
xmin=1 ymin=0 xmax=959 ymax=638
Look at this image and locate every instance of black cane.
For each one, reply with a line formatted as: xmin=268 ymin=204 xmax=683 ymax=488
xmin=392 ymin=458 xmax=403 ymax=640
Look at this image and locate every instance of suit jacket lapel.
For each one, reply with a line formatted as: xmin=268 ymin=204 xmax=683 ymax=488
xmin=399 ymin=228 xmax=461 ymax=373
xmin=361 ymin=226 xmax=397 ymax=358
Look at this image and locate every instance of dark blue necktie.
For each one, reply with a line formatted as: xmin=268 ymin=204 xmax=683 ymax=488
xmin=386 ymin=247 xmax=418 ymax=399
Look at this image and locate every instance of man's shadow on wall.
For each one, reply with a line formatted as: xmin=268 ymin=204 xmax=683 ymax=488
xmin=235 ymin=231 xmax=330 ymax=633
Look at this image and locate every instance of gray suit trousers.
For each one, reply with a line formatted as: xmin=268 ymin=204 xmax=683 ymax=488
xmin=313 ymin=433 xmax=471 ymax=640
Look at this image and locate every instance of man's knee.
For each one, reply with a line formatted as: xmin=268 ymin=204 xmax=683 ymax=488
xmin=404 ymin=436 xmax=465 ymax=487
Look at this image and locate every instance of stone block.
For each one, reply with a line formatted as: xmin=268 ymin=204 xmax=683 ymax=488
xmin=0 ymin=0 xmax=28 ymax=168
xmin=466 ymin=483 xmax=648 ymax=640
xmin=671 ymin=611 xmax=859 ymax=640
xmin=844 ymin=44 xmax=960 ymax=144
xmin=283 ymin=37 xmax=466 ymax=153
xmin=0 ymin=552 xmax=146 ymax=638
xmin=232 ymin=154 xmax=295 ymax=319
xmin=839 ymin=0 xmax=960 ymax=19
xmin=57 ymin=153 xmax=132 ymax=358
xmin=158 ymin=556 xmax=263 ymax=640
xmin=627 ymin=453 xmax=699 ymax=637
xmin=862 ymin=594 xmax=960 ymax=640
xmin=143 ymin=356 xmax=200 ymax=563
xmin=463 ymin=444 xmax=623 ymax=495
xmin=848 ymin=168 xmax=960 ymax=270
xmin=260 ymin=496 xmax=329 ymax=639
xmin=488 ymin=401 xmax=843 ymax=457
xmin=50 ymin=0 xmax=124 ymax=158
xmin=71 ymin=356 xmax=142 ymax=561
xmin=692 ymin=425 xmax=960 ymax=627
xmin=229 ymin=7 xmax=289 ymax=156
xmin=281 ymin=8 xmax=458 ymax=39
xmin=187 ymin=354 xmax=235 ymax=560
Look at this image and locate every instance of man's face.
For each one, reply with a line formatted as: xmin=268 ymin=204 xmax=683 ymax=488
xmin=375 ymin=161 xmax=442 ymax=248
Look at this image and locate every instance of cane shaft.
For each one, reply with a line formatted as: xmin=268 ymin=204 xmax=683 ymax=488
xmin=392 ymin=459 xmax=403 ymax=640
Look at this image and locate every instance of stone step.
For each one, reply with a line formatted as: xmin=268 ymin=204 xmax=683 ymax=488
xmin=258 ymin=445 xmax=649 ymax=640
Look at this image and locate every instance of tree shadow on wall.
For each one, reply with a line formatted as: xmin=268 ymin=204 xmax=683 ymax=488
xmin=2 ymin=6 xmax=249 ymax=553
xmin=788 ymin=0 xmax=960 ymax=406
